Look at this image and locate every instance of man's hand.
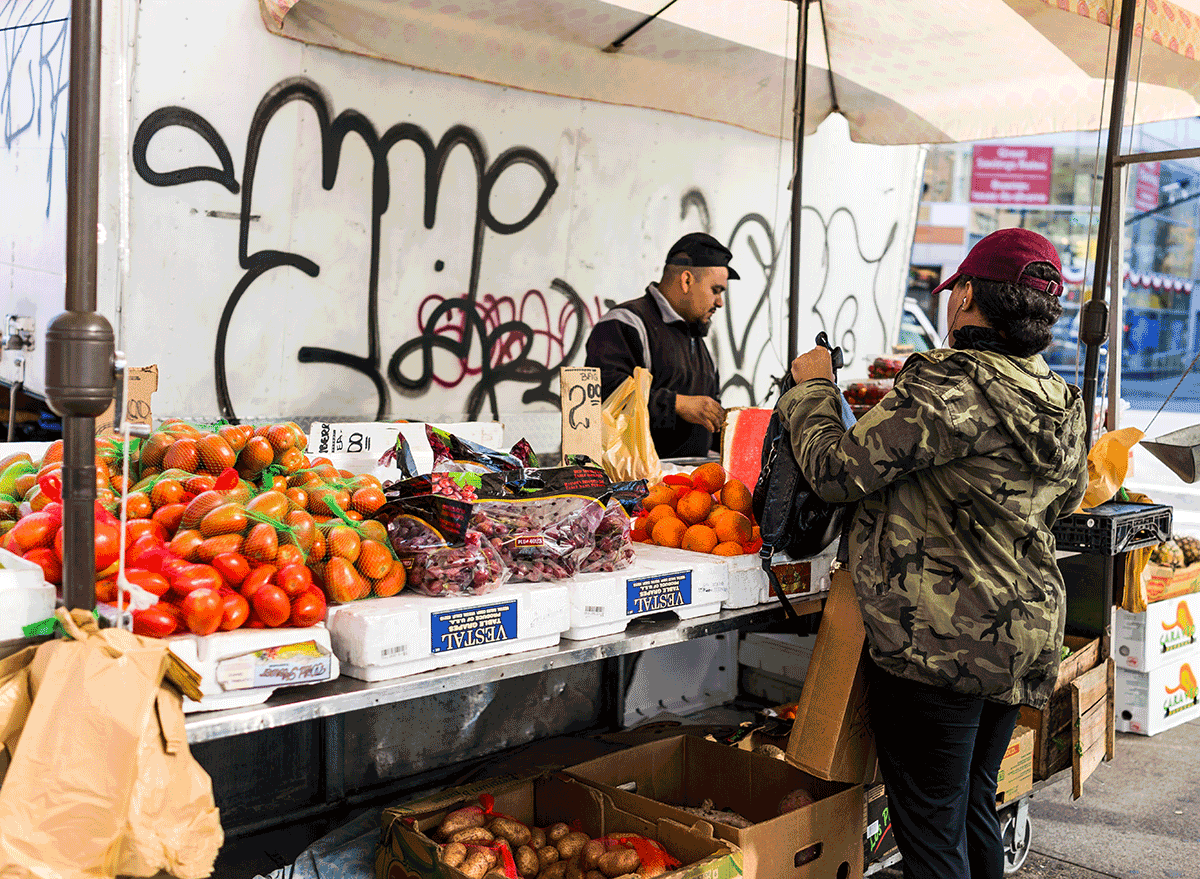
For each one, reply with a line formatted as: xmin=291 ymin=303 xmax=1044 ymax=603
xmin=791 ymin=346 xmax=835 ymax=384
xmin=676 ymin=395 xmax=726 ymax=433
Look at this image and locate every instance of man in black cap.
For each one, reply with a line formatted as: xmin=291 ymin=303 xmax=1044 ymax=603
xmin=585 ymin=232 xmax=737 ymax=459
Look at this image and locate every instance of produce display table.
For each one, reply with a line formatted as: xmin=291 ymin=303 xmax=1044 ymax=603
xmin=185 ymin=600 xmax=820 ymax=745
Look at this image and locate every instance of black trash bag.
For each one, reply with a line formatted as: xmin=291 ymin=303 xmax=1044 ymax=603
xmin=753 ymin=333 xmax=856 ymax=620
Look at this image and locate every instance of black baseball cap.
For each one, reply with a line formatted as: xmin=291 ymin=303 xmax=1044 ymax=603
xmin=666 ymin=232 xmax=740 ymax=280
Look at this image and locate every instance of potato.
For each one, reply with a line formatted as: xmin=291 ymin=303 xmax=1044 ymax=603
xmin=440 ymin=843 xmax=468 ymax=869
xmin=474 ymin=847 xmax=499 ymax=870
xmin=537 ymin=846 xmax=561 ymax=869
xmin=459 ymin=853 xmax=492 ymax=879
xmin=565 ymin=861 xmax=583 ymax=879
xmin=485 ymin=872 xmax=509 ymax=879
xmin=490 ymin=817 xmax=533 ymax=848
xmin=556 ymin=832 xmax=590 ymax=861
xmin=439 ymin=807 xmax=487 ymax=839
xmin=449 ymin=827 xmax=496 ymax=845
xmin=540 ymin=863 xmax=568 ymax=879
xmin=580 ymin=840 xmax=605 ymax=871
xmin=597 ymin=849 xmax=641 ymax=878
xmin=546 ymin=823 xmax=571 ymax=843
xmin=515 ymin=845 xmax=540 ymax=878
xmin=585 ymin=871 xmax=606 ymax=879
xmin=529 ymin=827 xmax=547 ymax=850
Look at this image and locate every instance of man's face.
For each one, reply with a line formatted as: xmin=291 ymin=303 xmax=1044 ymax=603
xmin=678 ymin=266 xmax=728 ymax=328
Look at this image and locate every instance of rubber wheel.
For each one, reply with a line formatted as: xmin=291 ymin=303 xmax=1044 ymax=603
xmin=1000 ymin=804 xmax=1032 ymax=874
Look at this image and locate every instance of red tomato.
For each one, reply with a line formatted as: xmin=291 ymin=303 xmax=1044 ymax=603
xmin=132 ymin=604 xmax=179 ymax=638
xmin=126 ymin=536 xmax=166 ymax=571
xmin=252 ymin=584 xmax=291 ymax=627
xmin=219 ymin=591 xmax=250 ymax=631
xmin=276 ymin=563 xmax=313 ymax=598
xmin=126 ymin=519 xmax=168 ymax=545
xmin=159 ymin=554 xmax=192 ymax=582
xmin=23 ymin=547 xmax=62 ymax=585
xmin=288 ymin=591 xmax=325 ymax=627
xmin=181 ymin=587 xmax=223 ymax=636
xmin=41 ymin=501 xmax=62 ymax=522
xmin=212 ymin=552 xmax=251 ymax=587
xmin=170 ymin=563 xmax=224 ymax=597
xmin=240 ymin=565 xmax=277 ymax=600
xmin=95 ymin=575 xmax=118 ymax=604
xmin=94 ymin=519 xmax=121 ymax=571
xmin=9 ymin=512 xmax=59 ymax=553
xmin=123 ymin=569 xmax=170 ymax=598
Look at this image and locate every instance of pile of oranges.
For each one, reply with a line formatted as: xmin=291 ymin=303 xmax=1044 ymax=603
xmin=631 ymin=463 xmax=762 ymax=556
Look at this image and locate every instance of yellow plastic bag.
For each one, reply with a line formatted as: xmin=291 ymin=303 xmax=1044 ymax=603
xmin=600 ymin=367 xmax=662 ymax=483
xmin=1078 ymin=427 xmax=1145 ymax=511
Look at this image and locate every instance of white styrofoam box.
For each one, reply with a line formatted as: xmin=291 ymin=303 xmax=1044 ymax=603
xmin=562 ymin=555 xmax=726 ymax=640
xmin=633 ymin=543 xmax=767 ymax=609
xmin=622 ymin=633 xmax=738 ymax=727
xmin=0 ymin=441 xmax=52 ymax=462
xmin=305 ymin=421 xmax=505 ymax=479
xmin=1116 ymin=659 xmax=1200 ymax=736
xmin=767 ymin=543 xmax=839 ymax=600
xmin=0 ymin=547 xmax=56 ymax=640
xmin=1115 ymin=597 xmax=1200 ymax=672
xmin=738 ymin=631 xmax=817 ymax=683
xmin=325 ymin=580 xmax=569 ymax=681
xmin=164 ymin=625 xmax=339 ymax=714
xmin=740 ymin=666 xmax=805 ymax=706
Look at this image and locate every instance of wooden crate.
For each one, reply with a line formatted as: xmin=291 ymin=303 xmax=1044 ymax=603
xmin=1017 ymin=635 xmax=1100 ymax=780
xmin=1072 ymin=658 xmax=1115 ymax=799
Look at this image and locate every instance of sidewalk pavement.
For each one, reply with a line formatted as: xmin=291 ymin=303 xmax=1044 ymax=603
xmin=879 ymin=717 xmax=1200 ymax=878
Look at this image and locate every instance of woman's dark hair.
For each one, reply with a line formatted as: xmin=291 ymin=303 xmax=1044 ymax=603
xmin=958 ymin=261 xmax=1063 ymax=357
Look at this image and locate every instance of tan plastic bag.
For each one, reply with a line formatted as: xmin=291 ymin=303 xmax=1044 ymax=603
xmin=0 ymin=610 xmax=222 ymax=879
xmin=1078 ymin=426 xmax=1145 ymax=511
xmin=600 ymin=366 xmax=662 ymax=483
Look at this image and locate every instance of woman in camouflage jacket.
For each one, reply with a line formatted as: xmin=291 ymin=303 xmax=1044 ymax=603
xmin=782 ymin=229 xmax=1088 ymax=879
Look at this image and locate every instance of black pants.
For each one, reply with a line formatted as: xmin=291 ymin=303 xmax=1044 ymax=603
xmin=865 ymin=660 xmax=1020 ymax=879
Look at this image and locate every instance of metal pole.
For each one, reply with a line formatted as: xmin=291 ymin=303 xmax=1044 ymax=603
xmin=786 ymin=0 xmax=810 ymax=364
xmin=1107 ymin=165 xmax=1126 ymax=432
xmin=44 ymin=0 xmax=115 ymax=612
xmin=1081 ymin=0 xmax=1138 ymax=447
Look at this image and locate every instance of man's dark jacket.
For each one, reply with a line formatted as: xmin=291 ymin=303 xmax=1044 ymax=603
xmin=585 ymin=284 xmax=720 ymax=459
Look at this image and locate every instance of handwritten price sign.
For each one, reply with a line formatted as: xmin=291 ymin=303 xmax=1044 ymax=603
xmin=560 ymin=367 xmax=603 ymax=466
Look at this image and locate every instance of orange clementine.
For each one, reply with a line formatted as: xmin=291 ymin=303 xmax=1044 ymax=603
xmin=646 ymin=504 xmax=680 ymax=529
xmin=714 ymin=511 xmax=753 ymax=545
xmin=676 ymin=489 xmax=714 ymax=526
xmin=691 ymin=462 xmax=727 ymax=494
xmin=720 ymin=478 xmax=754 ymax=516
xmin=704 ymin=504 xmax=730 ymax=527
xmin=681 ymin=524 xmax=719 ymax=554
xmin=651 ymin=516 xmax=688 ymax=548
xmin=671 ymin=484 xmax=690 ymax=504
xmin=642 ymin=484 xmax=677 ymax=511
xmin=712 ymin=541 xmax=745 ymax=556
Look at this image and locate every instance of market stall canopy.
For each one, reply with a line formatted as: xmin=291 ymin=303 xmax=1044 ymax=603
xmin=260 ymin=0 xmax=1200 ymax=143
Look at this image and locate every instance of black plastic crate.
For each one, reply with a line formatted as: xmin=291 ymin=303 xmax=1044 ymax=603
xmin=1052 ymin=501 xmax=1172 ymax=555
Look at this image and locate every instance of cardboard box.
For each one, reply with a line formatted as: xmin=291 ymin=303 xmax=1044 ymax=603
xmin=376 ymin=771 xmax=743 ymax=879
xmin=1115 ymin=596 xmax=1200 ymax=672
xmin=1141 ymin=560 xmax=1200 ymax=605
xmin=787 ymin=568 xmax=876 ymax=784
xmin=1116 ymin=657 xmax=1200 ymax=736
xmin=995 ymin=725 xmax=1034 ymax=805
xmin=862 ymin=784 xmax=896 ymax=869
xmin=565 ymin=735 xmax=863 ymax=879
xmin=1017 ymin=635 xmax=1100 ymax=780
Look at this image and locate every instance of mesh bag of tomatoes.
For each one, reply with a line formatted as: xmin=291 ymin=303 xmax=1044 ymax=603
xmin=137 ymin=419 xmax=311 ymax=487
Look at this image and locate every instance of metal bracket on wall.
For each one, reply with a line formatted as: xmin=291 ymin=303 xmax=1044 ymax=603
xmin=3 ymin=316 xmax=35 ymax=352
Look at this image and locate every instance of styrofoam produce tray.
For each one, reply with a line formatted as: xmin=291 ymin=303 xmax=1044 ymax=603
xmin=324 ymin=581 xmax=570 ymax=681
xmin=0 ymin=547 xmax=56 ymax=640
xmin=738 ymin=631 xmax=817 ymax=682
xmin=165 ymin=624 xmax=339 ymax=714
xmin=562 ymin=554 xmax=726 ymax=640
xmin=632 ymin=543 xmax=766 ymax=608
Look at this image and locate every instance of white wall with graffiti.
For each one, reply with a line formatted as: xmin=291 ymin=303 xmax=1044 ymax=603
xmin=2 ymin=0 xmax=923 ymax=451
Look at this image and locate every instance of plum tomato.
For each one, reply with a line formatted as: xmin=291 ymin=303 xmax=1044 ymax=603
xmin=251 ymin=584 xmax=291 ymax=627
xmin=169 ymin=562 xmax=224 ymax=598
xmin=24 ymin=547 xmax=62 ymax=585
xmin=276 ymin=563 xmax=313 ymax=598
xmin=123 ymin=569 xmax=170 ymax=598
xmin=240 ymin=565 xmax=277 ymax=600
xmin=126 ymin=518 xmax=168 ymax=545
xmin=8 ymin=512 xmax=58 ymax=553
xmin=132 ymin=604 xmax=179 ymax=638
xmin=219 ymin=591 xmax=250 ymax=631
xmin=181 ymin=587 xmax=223 ymax=636
xmin=211 ymin=552 xmax=251 ymax=587
xmin=288 ymin=591 xmax=325 ymax=627
xmin=94 ymin=519 xmax=121 ymax=571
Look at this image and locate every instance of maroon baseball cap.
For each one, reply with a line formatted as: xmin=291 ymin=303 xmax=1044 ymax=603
xmin=932 ymin=228 xmax=1063 ymax=297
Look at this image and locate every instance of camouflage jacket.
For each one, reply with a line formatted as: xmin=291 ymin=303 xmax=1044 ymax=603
xmin=780 ymin=349 xmax=1088 ymax=708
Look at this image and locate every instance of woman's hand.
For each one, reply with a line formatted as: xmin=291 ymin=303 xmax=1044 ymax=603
xmin=791 ymin=347 xmax=834 ymax=384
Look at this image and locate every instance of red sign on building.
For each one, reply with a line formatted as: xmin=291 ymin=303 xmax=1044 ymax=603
xmin=970 ymin=145 xmax=1054 ymax=206
xmin=1135 ymin=162 xmax=1161 ymax=213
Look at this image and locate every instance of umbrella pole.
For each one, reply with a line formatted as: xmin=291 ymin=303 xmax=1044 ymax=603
xmin=786 ymin=0 xmax=809 ymax=366
xmin=1081 ymin=0 xmax=1138 ymax=448
xmin=44 ymin=0 xmax=115 ymax=613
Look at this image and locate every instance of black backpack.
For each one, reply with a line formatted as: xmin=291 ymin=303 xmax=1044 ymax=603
xmin=752 ymin=332 xmax=854 ymax=622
